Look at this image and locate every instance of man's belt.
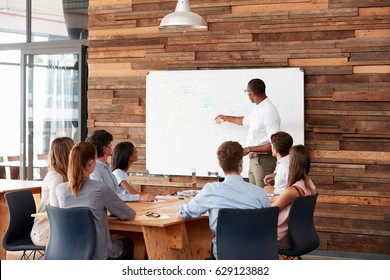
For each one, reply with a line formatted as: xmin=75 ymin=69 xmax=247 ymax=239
xmin=248 ymin=152 xmax=271 ymax=159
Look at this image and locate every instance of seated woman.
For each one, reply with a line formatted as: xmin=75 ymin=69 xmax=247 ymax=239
xmin=55 ymin=141 xmax=136 ymax=260
xmin=30 ymin=137 xmax=74 ymax=246
xmin=111 ymin=141 xmax=154 ymax=202
xmin=272 ymin=144 xmax=317 ymax=249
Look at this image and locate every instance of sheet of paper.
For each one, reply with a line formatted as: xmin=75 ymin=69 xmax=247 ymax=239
xmin=155 ymin=195 xmax=179 ymax=201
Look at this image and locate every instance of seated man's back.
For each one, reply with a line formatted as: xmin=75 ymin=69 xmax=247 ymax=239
xmin=177 ymin=141 xmax=270 ymax=259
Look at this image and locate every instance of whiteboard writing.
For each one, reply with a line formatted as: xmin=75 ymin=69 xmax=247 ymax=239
xmin=146 ymin=68 xmax=304 ymax=177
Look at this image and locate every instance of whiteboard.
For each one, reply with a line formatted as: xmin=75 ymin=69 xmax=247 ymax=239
xmin=146 ymin=68 xmax=304 ymax=177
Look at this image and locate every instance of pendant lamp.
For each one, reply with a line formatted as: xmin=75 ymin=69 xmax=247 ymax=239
xmin=159 ymin=0 xmax=207 ymax=30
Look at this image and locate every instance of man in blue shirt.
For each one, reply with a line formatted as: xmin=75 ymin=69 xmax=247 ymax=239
xmin=177 ymin=141 xmax=270 ymax=259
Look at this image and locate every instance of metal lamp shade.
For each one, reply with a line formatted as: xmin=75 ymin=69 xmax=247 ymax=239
xmin=159 ymin=0 xmax=207 ymax=30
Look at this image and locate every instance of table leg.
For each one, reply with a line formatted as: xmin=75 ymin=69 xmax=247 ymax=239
xmin=128 ymin=232 xmax=147 ymax=260
xmin=185 ymin=218 xmax=213 ymax=259
xmin=142 ymin=223 xmax=192 ymax=260
xmin=110 ymin=230 xmax=147 ymax=260
xmin=0 ymin=194 xmax=8 ymax=260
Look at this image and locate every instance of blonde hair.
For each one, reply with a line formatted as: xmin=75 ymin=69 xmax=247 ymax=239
xmin=48 ymin=137 xmax=75 ymax=181
xmin=67 ymin=142 xmax=96 ymax=198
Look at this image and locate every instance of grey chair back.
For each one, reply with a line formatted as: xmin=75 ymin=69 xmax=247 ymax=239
xmin=45 ymin=205 xmax=96 ymax=260
xmin=217 ymin=206 xmax=279 ymax=260
xmin=279 ymin=193 xmax=320 ymax=259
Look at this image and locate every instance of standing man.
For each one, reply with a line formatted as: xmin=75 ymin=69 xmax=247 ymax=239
xmin=215 ymin=78 xmax=281 ymax=187
xmin=177 ymin=141 xmax=270 ymax=260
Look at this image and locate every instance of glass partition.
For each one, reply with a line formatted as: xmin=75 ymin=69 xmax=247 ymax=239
xmin=32 ymin=0 xmax=88 ymax=42
xmin=0 ymin=0 xmax=88 ymax=180
xmin=0 ymin=50 xmax=21 ymax=157
xmin=0 ymin=0 xmax=88 ymax=43
xmin=0 ymin=0 xmax=26 ymax=43
xmin=22 ymin=50 xmax=86 ymax=179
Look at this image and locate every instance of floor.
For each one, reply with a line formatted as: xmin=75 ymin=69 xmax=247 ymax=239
xmin=6 ymin=250 xmax=44 ymax=260
xmin=302 ymin=249 xmax=390 ymax=260
xmin=6 ymin=249 xmax=390 ymax=260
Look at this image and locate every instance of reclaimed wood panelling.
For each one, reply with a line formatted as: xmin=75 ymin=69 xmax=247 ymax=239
xmin=88 ymin=0 xmax=390 ymax=255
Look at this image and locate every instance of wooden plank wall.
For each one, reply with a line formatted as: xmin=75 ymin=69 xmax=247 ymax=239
xmin=88 ymin=0 xmax=390 ymax=255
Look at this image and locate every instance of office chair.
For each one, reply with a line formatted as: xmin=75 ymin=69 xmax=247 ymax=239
xmin=216 ymin=207 xmax=279 ymax=260
xmin=279 ymin=193 xmax=320 ymax=260
xmin=3 ymin=190 xmax=45 ymax=259
xmin=45 ymin=205 xmax=96 ymax=260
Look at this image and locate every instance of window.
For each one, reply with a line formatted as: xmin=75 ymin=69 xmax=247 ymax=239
xmin=0 ymin=0 xmax=88 ymax=179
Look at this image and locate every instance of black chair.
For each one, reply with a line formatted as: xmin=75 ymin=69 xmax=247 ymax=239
xmin=3 ymin=190 xmax=45 ymax=259
xmin=279 ymin=193 xmax=320 ymax=260
xmin=45 ymin=205 xmax=96 ymax=260
xmin=216 ymin=207 xmax=279 ymax=260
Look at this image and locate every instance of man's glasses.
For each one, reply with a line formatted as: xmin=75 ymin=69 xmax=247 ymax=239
xmin=145 ymin=211 xmax=160 ymax=218
xmin=244 ymin=89 xmax=253 ymax=94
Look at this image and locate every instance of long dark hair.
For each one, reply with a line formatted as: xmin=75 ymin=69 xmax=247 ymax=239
xmin=287 ymin=145 xmax=311 ymax=188
xmin=111 ymin=141 xmax=135 ymax=171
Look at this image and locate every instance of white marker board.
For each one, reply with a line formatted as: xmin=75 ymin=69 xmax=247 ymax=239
xmin=146 ymin=68 xmax=304 ymax=177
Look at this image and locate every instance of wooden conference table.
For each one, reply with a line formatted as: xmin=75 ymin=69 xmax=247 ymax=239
xmin=30 ymin=194 xmax=275 ymax=260
xmin=0 ymin=179 xmax=43 ymax=260
xmin=111 ymin=196 xmax=277 ymax=260
xmin=31 ymin=198 xmax=213 ymax=260
xmin=110 ymin=198 xmax=213 ymax=260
